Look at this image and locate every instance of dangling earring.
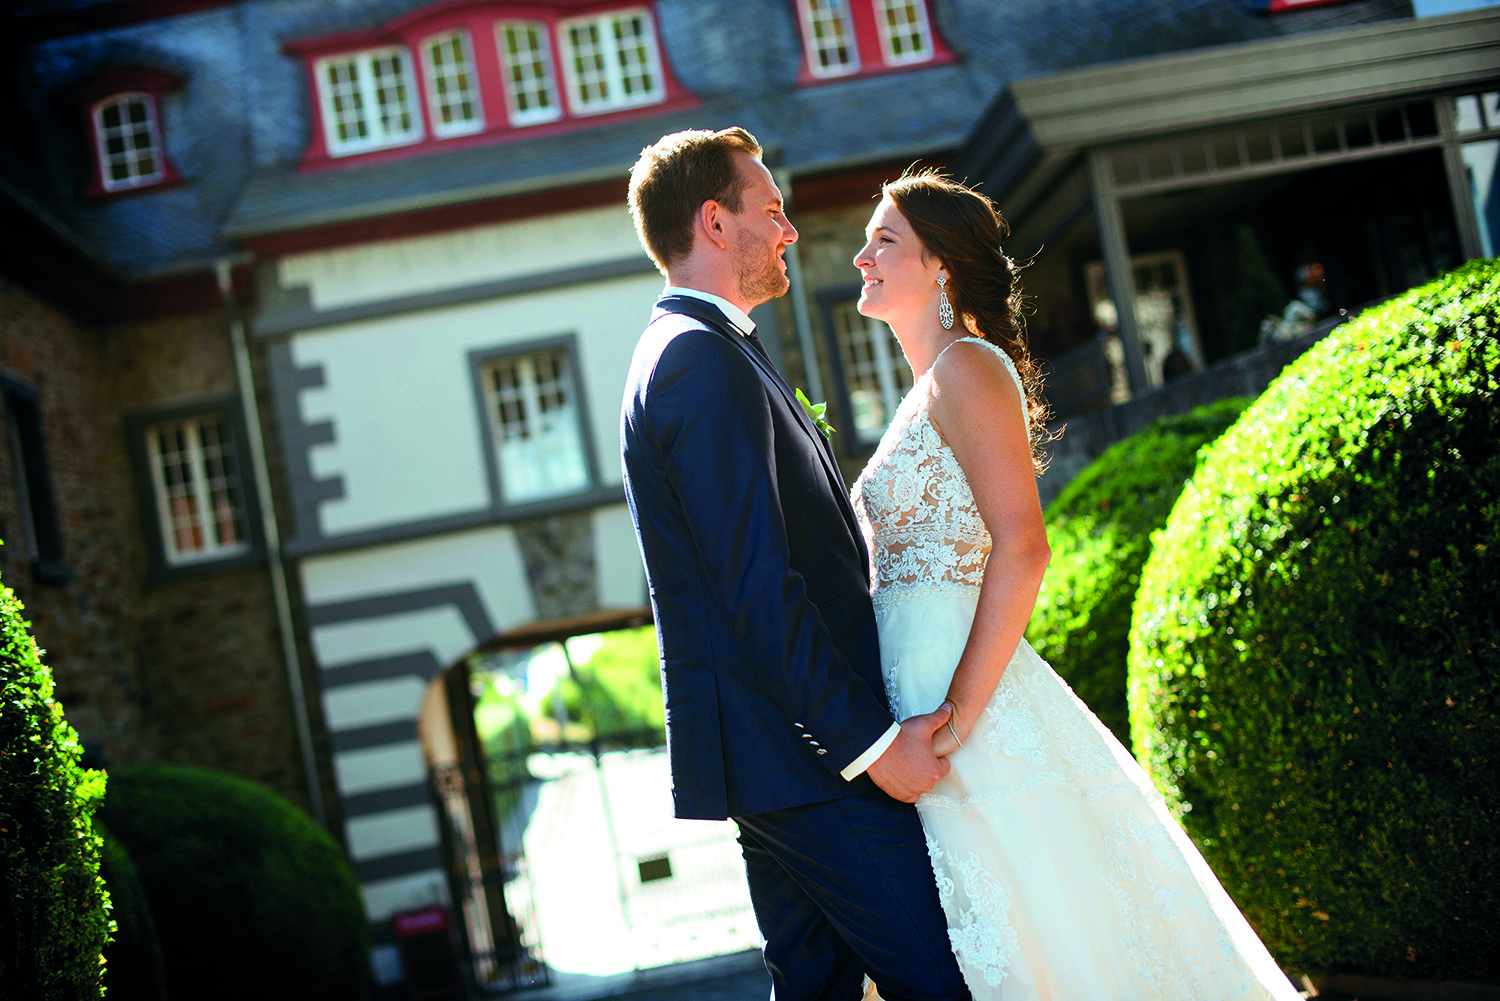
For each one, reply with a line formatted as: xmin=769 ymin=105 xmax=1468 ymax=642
xmin=937 ymin=275 xmax=954 ymax=330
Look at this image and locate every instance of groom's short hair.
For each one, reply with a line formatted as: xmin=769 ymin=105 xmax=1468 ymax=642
xmin=629 ymin=127 xmax=763 ymax=274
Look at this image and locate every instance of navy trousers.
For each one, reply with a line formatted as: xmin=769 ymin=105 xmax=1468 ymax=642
xmin=735 ymin=791 xmax=971 ymax=1001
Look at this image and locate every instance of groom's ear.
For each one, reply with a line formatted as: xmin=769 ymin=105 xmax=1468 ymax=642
xmin=697 ymin=199 xmax=731 ymax=252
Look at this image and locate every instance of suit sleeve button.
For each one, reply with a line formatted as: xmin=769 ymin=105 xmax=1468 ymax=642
xmin=815 ymin=749 xmax=827 ymax=756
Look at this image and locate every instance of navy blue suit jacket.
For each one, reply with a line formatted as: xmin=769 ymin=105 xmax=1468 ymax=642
xmin=621 ymin=294 xmax=895 ymax=820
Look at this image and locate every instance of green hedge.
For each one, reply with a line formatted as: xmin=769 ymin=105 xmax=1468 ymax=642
xmin=1028 ymin=397 xmax=1250 ymax=746
xmin=0 ymin=576 xmax=110 ymax=1000
xmin=558 ymin=627 xmax=665 ymax=740
xmin=95 ymin=819 xmax=166 ymax=1001
xmin=1128 ymin=260 xmax=1500 ymax=979
xmin=100 ymin=766 xmax=370 ymax=1001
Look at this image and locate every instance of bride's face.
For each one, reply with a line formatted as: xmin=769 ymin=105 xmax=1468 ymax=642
xmin=854 ymin=195 xmax=945 ymax=326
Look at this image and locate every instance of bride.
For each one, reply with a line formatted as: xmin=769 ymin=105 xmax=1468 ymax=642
xmin=849 ymin=169 xmax=1301 ymax=1000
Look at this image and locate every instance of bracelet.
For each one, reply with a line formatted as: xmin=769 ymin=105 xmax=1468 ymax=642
xmin=940 ymin=700 xmax=963 ymax=749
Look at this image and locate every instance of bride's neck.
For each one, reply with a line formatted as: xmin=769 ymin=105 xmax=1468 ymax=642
xmin=892 ymin=314 xmax=966 ymax=380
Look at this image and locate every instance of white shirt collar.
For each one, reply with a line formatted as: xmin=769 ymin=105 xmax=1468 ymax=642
xmin=663 ymin=286 xmax=756 ymax=337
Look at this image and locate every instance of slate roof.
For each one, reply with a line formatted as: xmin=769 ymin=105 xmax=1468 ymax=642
xmin=10 ymin=0 xmax=1414 ymax=276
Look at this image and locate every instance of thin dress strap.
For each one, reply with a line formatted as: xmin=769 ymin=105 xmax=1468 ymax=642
xmin=930 ymin=336 xmax=1028 ymax=425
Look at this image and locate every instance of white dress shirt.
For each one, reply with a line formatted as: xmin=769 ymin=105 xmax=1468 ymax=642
xmin=661 ymin=284 xmax=901 ymax=780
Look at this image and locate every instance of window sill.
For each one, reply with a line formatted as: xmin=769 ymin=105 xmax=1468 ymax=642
xmin=795 ymin=49 xmax=957 ymax=88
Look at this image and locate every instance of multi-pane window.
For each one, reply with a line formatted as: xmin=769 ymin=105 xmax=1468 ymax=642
xmin=422 ymin=31 xmax=483 ymax=136
xmin=874 ymin=0 xmax=932 ymax=65
xmin=93 ymin=94 xmax=163 ymax=191
xmin=498 ymin=21 xmax=563 ymax=125
xmin=146 ymin=417 xmax=249 ymax=565
xmin=799 ymin=0 xmax=860 ymax=77
xmin=560 ymin=9 xmax=665 ymax=114
xmin=831 ymin=300 xmax=913 ymax=444
xmin=481 ymin=350 xmax=590 ymax=504
xmin=317 ymin=48 xmax=423 ymax=155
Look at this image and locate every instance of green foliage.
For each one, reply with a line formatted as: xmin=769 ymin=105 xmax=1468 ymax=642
xmin=0 ymin=577 xmax=111 ymax=1000
xmin=558 ymin=627 xmax=665 ymax=740
xmin=95 ymin=819 xmax=166 ymax=1001
xmin=100 ymin=766 xmax=370 ymax=1001
xmin=1128 ymin=260 xmax=1500 ymax=979
xmin=1029 ymin=397 xmax=1251 ymax=746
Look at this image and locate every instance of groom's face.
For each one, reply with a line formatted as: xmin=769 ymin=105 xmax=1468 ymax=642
xmin=723 ymin=153 xmax=797 ymax=307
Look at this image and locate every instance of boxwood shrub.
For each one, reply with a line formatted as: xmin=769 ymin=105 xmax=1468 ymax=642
xmin=95 ymin=819 xmax=166 ymax=1001
xmin=1128 ymin=260 xmax=1499 ymax=979
xmin=100 ymin=766 xmax=370 ymax=1001
xmin=0 ymin=576 xmax=110 ymax=1000
xmin=1028 ymin=397 xmax=1250 ymax=746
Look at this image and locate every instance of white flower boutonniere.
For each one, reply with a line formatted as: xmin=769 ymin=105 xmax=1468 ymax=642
xmin=795 ymin=388 xmax=836 ymax=439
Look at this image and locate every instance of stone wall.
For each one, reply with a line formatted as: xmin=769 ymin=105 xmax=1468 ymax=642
xmin=0 ymin=276 xmax=329 ymax=821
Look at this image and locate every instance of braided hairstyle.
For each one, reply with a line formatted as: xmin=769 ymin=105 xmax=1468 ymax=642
xmin=883 ymin=167 xmax=1051 ymax=472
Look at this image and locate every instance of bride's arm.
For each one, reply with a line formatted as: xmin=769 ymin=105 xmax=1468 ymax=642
xmin=927 ymin=340 xmax=1050 ymax=753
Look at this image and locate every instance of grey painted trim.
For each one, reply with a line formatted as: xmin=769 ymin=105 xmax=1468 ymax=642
xmin=254 ymin=255 xmax=659 ymax=337
xmin=332 ymin=719 xmax=421 ymax=753
xmin=120 ymin=395 xmax=268 ymax=584
xmin=355 ymin=846 xmax=445 ymax=884
xmin=283 ymin=482 xmax=626 ymax=558
xmin=343 ymin=782 xmax=432 ymax=819
xmin=322 ymin=651 xmax=445 ymax=691
xmin=308 ymin=582 xmax=496 ymax=647
xmin=468 ymin=333 xmax=603 ymax=512
xmin=266 ymin=342 xmax=345 ymax=544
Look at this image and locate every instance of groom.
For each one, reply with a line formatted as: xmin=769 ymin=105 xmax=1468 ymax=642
xmin=621 ymin=128 xmax=970 ymax=1001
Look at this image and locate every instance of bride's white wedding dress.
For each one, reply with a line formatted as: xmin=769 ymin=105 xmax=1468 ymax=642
xmin=851 ymin=336 xmax=1300 ymax=1000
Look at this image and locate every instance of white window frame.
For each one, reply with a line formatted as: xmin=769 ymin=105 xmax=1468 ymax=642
xmin=558 ymin=7 xmax=667 ymax=116
xmin=145 ymin=416 xmax=250 ymax=566
xmin=92 ymin=92 xmax=165 ymax=192
xmin=1085 ymin=250 xmax=1203 ymax=392
xmin=798 ymin=0 xmax=861 ymax=79
xmin=315 ymin=46 xmax=424 ymax=157
xmin=479 ymin=348 xmax=592 ymax=505
xmin=496 ymin=20 xmax=564 ymax=126
xmin=873 ymin=0 xmax=934 ymax=67
xmin=830 ymin=299 xmax=912 ymax=445
xmin=420 ymin=29 xmax=485 ymax=138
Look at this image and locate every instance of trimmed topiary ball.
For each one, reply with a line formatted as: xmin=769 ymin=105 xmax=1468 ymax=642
xmin=100 ymin=766 xmax=370 ymax=1001
xmin=1029 ymin=397 xmax=1250 ymax=746
xmin=0 ymin=575 xmax=110 ymax=1000
xmin=1128 ymin=260 xmax=1500 ymax=980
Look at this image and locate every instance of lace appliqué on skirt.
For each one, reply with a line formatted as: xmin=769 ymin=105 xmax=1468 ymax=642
xmin=927 ymin=836 xmax=1020 ymax=988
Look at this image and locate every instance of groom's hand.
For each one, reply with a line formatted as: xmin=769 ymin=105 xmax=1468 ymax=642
xmin=865 ymin=704 xmax=954 ymax=803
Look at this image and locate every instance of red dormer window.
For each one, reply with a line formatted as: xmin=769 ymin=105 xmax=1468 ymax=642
xmin=794 ymin=0 xmax=953 ymax=84
xmin=69 ymin=67 xmax=184 ymax=198
xmin=286 ymin=0 xmax=695 ymax=172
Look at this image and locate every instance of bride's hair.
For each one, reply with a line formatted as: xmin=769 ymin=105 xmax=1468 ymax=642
xmin=883 ymin=167 xmax=1052 ymax=472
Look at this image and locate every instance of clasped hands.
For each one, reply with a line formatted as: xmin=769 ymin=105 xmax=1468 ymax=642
xmin=865 ymin=700 xmax=967 ymax=804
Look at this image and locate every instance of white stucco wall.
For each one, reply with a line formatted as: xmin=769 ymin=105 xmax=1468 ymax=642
xmin=278 ymin=203 xmax=646 ymax=311
xmin=290 ymin=270 xmax=658 ymax=536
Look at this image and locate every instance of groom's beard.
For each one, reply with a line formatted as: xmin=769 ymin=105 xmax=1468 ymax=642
xmin=736 ymin=234 xmax=789 ymax=306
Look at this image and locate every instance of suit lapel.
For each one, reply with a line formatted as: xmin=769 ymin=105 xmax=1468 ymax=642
xmin=653 ymin=296 xmax=866 ymax=557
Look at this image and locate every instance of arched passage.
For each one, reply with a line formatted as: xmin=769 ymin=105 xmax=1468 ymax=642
xmin=426 ymin=608 xmax=761 ymax=992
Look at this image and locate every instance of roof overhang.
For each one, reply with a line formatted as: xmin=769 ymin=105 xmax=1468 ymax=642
xmin=955 ymin=8 xmax=1500 ymax=251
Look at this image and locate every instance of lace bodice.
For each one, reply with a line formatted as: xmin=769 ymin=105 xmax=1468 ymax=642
xmin=852 ymin=337 xmax=1028 ymax=610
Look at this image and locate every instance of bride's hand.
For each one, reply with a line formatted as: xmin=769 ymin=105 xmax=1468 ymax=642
xmin=931 ymin=699 xmax=967 ymax=758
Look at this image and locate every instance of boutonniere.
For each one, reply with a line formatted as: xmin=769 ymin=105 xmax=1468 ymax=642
xmin=795 ymin=388 xmax=836 ymax=439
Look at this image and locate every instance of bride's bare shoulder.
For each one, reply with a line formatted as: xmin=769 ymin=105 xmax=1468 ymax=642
xmin=928 ymin=338 xmax=1022 ymax=409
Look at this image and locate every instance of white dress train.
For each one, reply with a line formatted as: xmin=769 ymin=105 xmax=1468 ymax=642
xmin=850 ymin=336 xmax=1300 ymax=1001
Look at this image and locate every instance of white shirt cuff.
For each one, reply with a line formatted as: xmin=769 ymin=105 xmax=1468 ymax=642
xmin=840 ymin=722 xmax=900 ymax=781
